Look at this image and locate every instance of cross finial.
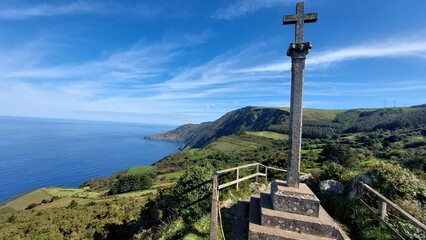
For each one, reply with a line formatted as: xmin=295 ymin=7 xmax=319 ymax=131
xmin=283 ymin=2 xmax=317 ymax=43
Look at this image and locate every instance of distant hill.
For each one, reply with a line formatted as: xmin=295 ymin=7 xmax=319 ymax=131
xmin=146 ymin=106 xmax=289 ymax=148
xmin=146 ymin=105 xmax=426 ymax=148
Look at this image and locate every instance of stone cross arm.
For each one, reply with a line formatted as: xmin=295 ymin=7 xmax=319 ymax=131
xmin=283 ymin=2 xmax=318 ymax=43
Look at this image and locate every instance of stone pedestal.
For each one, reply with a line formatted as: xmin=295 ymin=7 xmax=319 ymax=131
xmin=249 ymin=180 xmax=350 ymax=240
xmin=271 ymin=180 xmax=320 ymax=217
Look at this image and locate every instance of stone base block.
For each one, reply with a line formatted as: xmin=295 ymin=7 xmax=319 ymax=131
xmin=271 ymin=180 xmax=320 ymax=217
xmin=249 ymin=195 xmax=334 ymax=240
xmin=261 ymin=192 xmax=337 ymax=238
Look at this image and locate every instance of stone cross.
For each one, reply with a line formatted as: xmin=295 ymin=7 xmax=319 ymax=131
xmin=283 ymin=2 xmax=317 ymax=188
xmin=283 ymin=2 xmax=318 ymax=43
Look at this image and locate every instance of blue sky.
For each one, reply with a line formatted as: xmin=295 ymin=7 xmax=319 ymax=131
xmin=0 ymin=0 xmax=425 ymax=125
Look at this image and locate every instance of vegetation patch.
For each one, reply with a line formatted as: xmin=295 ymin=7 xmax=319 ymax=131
xmin=246 ymin=131 xmax=288 ymax=140
xmin=0 ymin=189 xmax=52 ymax=212
xmin=157 ymin=171 xmax=185 ymax=180
xmin=126 ymin=166 xmax=158 ymax=175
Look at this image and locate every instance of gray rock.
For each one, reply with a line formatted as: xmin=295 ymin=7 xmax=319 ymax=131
xmin=319 ymin=180 xmax=344 ymax=194
xmin=250 ymin=182 xmax=266 ymax=193
xmin=348 ymin=173 xmax=375 ymax=200
xmin=300 ymin=173 xmax=313 ymax=182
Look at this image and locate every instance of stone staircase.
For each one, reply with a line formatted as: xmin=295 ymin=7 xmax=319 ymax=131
xmin=249 ymin=180 xmax=350 ymax=240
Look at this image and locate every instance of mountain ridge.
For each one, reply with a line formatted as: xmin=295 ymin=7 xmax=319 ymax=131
xmin=146 ymin=105 xmax=426 ymax=148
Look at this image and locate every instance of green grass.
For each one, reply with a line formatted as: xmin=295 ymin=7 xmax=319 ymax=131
xmin=341 ymin=134 xmax=358 ymax=140
xmin=206 ymin=135 xmax=260 ymax=153
xmin=278 ymin=107 xmax=345 ymax=121
xmin=36 ymin=197 xmax=93 ymax=209
xmin=44 ymin=187 xmax=82 ymax=196
xmin=153 ymin=182 xmax=176 ymax=189
xmin=0 ymin=187 xmax=104 ymax=213
xmin=115 ymin=189 xmax=157 ymax=198
xmin=0 ymin=189 xmax=52 ymax=212
xmin=156 ymin=214 xmax=211 ymax=240
xmin=126 ymin=166 xmax=157 ymax=175
xmin=360 ymin=157 xmax=382 ymax=165
xmin=157 ymin=171 xmax=185 ymax=180
xmin=246 ymin=131 xmax=288 ymax=140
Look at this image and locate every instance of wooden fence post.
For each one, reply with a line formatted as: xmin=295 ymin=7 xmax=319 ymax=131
xmin=265 ymin=167 xmax=268 ymax=183
xmin=378 ymin=199 xmax=387 ymax=219
xmin=255 ymin=164 xmax=259 ymax=182
xmin=236 ymin=168 xmax=239 ymax=191
xmin=210 ymin=172 xmax=218 ymax=240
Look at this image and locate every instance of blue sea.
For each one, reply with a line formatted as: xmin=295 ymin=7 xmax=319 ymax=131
xmin=0 ymin=116 xmax=180 ymax=204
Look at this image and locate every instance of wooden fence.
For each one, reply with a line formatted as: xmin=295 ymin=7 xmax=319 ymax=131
xmin=209 ymin=165 xmax=426 ymax=240
xmin=359 ymin=182 xmax=426 ymax=239
xmin=209 ymin=162 xmax=297 ymax=240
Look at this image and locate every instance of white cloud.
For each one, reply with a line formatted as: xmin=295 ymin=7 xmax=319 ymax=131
xmin=0 ymin=1 xmax=103 ymax=20
xmin=239 ymin=39 xmax=426 ymax=73
xmin=2 ymin=32 xmax=425 ymax=125
xmin=213 ymin=0 xmax=295 ymax=20
xmin=0 ymin=1 xmax=177 ymax=20
xmin=305 ymin=80 xmax=426 ymax=97
xmin=0 ymin=33 xmax=241 ymax=124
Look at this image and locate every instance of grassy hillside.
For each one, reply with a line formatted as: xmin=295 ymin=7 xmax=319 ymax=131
xmin=1 ymin=105 xmax=425 ymax=239
xmin=1 ymin=127 xmax=425 ymax=239
xmin=148 ymin=105 xmax=426 ymax=149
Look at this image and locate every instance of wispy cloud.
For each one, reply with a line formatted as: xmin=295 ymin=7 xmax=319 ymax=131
xmin=0 ymin=32 xmax=235 ymax=124
xmin=238 ymin=39 xmax=426 ymax=73
xmin=213 ymin=0 xmax=295 ymax=20
xmin=0 ymin=1 xmax=104 ymax=20
xmin=305 ymin=80 xmax=426 ymax=97
xmin=2 ymin=32 xmax=425 ymax=124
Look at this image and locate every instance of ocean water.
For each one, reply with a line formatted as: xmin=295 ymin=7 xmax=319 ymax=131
xmin=0 ymin=116 xmax=180 ymax=204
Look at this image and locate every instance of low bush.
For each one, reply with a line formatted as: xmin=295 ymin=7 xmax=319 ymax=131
xmin=109 ymin=174 xmax=153 ymax=195
xmin=367 ymin=162 xmax=426 ymax=201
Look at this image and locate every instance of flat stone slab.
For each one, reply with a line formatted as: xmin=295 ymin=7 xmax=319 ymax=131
xmin=271 ymin=180 xmax=320 ymax=217
xmin=261 ymin=191 xmax=337 ymax=238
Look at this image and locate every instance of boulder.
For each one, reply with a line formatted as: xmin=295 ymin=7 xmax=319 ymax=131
xmin=300 ymin=173 xmax=313 ymax=182
xmin=348 ymin=173 xmax=375 ymax=200
xmin=319 ymin=180 xmax=344 ymax=194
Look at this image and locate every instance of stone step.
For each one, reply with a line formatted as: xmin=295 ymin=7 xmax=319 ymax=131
xmin=249 ymin=195 xmax=334 ymax=240
xmin=260 ymin=191 xmax=337 ymax=238
xmin=271 ymin=180 xmax=320 ymax=217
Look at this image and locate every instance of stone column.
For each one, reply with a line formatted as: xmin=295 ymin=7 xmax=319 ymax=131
xmin=286 ymin=42 xmax=312 ymax=188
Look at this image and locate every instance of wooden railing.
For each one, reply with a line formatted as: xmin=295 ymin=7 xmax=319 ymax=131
xmin=359 ymin=182 xmax=426 ymax=239
xmin=209 ymin=162 xmax=305 ymax=239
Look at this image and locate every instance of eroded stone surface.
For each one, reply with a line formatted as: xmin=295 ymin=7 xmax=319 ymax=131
xmin=319 ymin=180 xmax=344 ymax=194
xmin=260 ymin=192 xmax=337 ymax=238
xmin=271 ymin=181 xmax=320 ymax=217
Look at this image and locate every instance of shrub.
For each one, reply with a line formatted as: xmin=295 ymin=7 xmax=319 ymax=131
xmin=50 ymin=196 xmax=60 ymax=202
xmin=140 ymin=161 xmax=214 ymax=230
xmin=6 ymin=214 xmax=16 ymax=223
xmin=368 ymin=162 xmax=426 ymax=201
xmin=320 ymin=194 xmax=393 ymax=240
xmin=109 ymin=174 xmax=153 ymax=195
xmin=320 ymin=143 xmax=357 ymax=168
xmin=68 ymin=200 xmax=78 ymax=209
xmin=171 ymin=162 xmax=214 ymax=222
xmin=26 ymin=203 xmax=38 ymax=210
xmin=321 ymin=162 xmax=356 ymax=184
